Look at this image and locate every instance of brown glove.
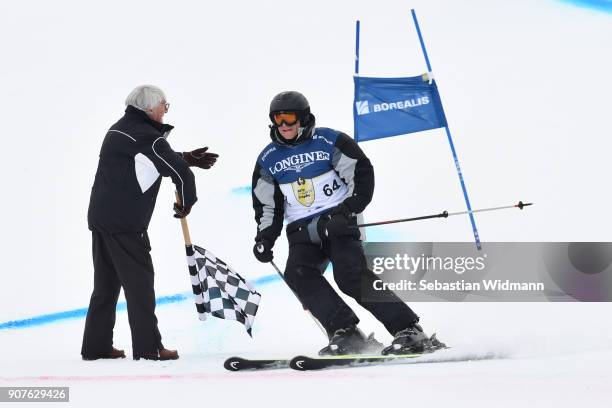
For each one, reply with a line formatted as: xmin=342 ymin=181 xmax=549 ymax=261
xmin=182 ymin=147 xmax=219 ymax=169
xmin=173 ymin=202 xmax=192 ymax=218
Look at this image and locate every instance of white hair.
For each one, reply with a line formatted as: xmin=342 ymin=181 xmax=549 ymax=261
xmin=125 ymin=85 xmax=166 ymax=111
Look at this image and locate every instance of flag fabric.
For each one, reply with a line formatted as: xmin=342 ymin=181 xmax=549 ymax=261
xmin=186 ymin=245 xmax=261 ymax=336
xmin=353 ymin=74 xmax=447 ymax=142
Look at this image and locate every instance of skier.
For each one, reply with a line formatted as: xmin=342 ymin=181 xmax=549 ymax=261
xmin=83 ymin=85 xmax=218 ymax=361
xmin=251 ymin=91 xmax=439 ymax=355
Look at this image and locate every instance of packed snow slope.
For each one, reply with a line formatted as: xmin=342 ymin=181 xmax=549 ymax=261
xmin=1 ymin=0 xmax=611 ymax=407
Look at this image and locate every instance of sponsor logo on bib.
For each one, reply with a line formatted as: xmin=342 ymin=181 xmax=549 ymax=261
xmin=269 ymin=151 xmax=330 ymax=175
xmin=291 ymin=177 xmax=315 ymax=207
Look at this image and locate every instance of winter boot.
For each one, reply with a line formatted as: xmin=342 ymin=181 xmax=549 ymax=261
xmin=133 ymin=348 xmax=179 ymax=361
xmin=382 ymin=323 xmax=445 ymax=355
xmin=319 ymin=325 xmax=383 ymax=356
xmin=82 ymin=347 xmax=126 ymax=361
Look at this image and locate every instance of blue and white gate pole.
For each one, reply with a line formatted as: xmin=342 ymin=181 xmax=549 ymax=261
xmin=353 ymin=20 xmax=361 ymax=139
xmin=353 ymin=20 xmax=369 ymax=242
xmin=355 ymin=20 xmax=360 ymax=75
xmin=411 ymin=9 xmax=482 ymax=250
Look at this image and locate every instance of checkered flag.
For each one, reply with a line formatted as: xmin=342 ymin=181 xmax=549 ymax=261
xmin=186 ymin=245 xmax=261 ymax=336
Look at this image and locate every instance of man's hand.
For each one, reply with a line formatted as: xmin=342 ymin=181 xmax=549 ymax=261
xmin=173 ymin=202 xmax=192 ymax=218
xmin=182 ymin=147 xmax=219 ymax=169
xmin=253 ymin=239 xmax=274 ymax=263
xmin=325 ymin=203 xmax=359 ymax=239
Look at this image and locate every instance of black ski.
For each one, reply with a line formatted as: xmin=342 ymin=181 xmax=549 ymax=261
xmin=290 ymin=332 xmax=448 ymax=370
xmin=223 ymin=356 xmax=289 ymax=371
xmin=225 ymin=335 xmax=448 ymax=371
xmin=289 ymin=352 xmax=427 ymax=371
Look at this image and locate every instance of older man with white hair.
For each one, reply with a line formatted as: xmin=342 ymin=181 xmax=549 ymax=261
xmin=83 ymin=85 xmax=218 ymax=361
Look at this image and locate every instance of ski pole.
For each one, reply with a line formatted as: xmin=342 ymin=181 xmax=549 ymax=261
xmin=356 ymin=201 xmax=533 ymax=228
xmin=256 ymin=244 xmax=329 ymax=338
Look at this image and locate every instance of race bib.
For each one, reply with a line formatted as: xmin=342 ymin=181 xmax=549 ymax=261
xmin=280 ymin=170 xmax=348 ymax=223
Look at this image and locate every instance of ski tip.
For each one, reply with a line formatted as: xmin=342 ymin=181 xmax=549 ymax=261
xmin=223 ymin=357 xmax=291 ymax=371
xmin=289 ymin=356 xmax=310 ymax=371
xmin=224 ymin=357 xmax=243 ymax=371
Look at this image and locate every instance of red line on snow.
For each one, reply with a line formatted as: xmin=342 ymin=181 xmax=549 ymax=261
xmin=1 ymin=373 xmax=218 ymax=382
xmin=0 ymin=370 xmax=393 ymax=382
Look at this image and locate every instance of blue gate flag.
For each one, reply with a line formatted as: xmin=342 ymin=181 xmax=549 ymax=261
xmin=354 ymin=75 xmax=447 ymax=142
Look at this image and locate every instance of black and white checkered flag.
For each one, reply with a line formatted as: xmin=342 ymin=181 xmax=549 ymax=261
xmin=186 ymin=245 xmax=261 ymax=336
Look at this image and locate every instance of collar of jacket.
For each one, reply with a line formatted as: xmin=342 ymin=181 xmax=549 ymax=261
xmin=125 ymin=105 xmax=174 ymax=137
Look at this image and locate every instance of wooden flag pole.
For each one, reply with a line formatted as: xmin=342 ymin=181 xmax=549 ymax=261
xmin=175 ymin=191 xmax=192 ymax=246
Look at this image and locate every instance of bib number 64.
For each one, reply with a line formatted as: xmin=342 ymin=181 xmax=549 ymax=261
xmin=323 ymin=180 xmax=341 ymax=197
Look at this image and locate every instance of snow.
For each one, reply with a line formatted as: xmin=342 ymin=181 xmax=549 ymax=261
xmin=1 ymin=0 xmax=612 ymax=406
xmin=2 ymin=285 xmax=612 ymax=406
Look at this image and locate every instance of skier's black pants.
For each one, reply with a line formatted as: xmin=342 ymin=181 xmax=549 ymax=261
xmin=81 ymin=230 xmax=163 ymax=358
xmin=284 ymin=224 xmax=419 ymax=337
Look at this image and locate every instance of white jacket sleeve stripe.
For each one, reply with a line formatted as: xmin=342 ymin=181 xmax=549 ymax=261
xmin=108 ymin=129 xmax=136 ymax=142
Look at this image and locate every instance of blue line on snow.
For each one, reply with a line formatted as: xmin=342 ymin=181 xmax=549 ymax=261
xmin=230 ymin=186 xmax=251 ymax=195
xmin=0 ymin=275 xmax=281 ymax=331
xmin=558 ymin=0 xmax=612 ymax=13
xmin=2 ymin=182 xmax=398 ymax=331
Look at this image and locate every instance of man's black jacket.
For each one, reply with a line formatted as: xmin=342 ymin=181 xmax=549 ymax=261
xmin=88 ymin=105 xmax=197 ymax=233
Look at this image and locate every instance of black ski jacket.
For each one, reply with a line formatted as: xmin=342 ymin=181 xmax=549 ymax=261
xmin=88 ymin=106 xmax=197 ymax=233
xmin=252 ymin=127 xmax=374 ymax=245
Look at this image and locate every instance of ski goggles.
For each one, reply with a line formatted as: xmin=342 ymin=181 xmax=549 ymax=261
xmin=271 ymin=111 xmax=300 ymax=126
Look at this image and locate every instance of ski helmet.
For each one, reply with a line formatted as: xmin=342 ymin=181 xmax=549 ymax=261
xmin=269 ymin=91 xmax=312 ymax=126
xmin=268 ymin=91 xmax=316 ymax=146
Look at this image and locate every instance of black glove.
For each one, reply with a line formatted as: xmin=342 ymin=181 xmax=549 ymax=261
xmin=182 ymin=147 xmax=219 ymax=169
xmin=173 ymin=202 xmax=192 ymax=218
xmin=325 ymin=204 xmax=359 ymax=239
xmin=253 ymin=239 xmax=274 ymax=263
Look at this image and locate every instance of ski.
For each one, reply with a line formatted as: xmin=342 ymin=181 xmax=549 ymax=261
xmin=289 ymin=352 xmax=427 ymax=371
xmin=225 ymin=336 xmax=447 ymax=371
xmin=223 ymin=354 xmax=426 ymax=372
xmin=223 ymin=356 xmax=290 ymax=371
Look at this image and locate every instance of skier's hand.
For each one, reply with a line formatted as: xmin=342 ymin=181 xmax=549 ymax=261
xmin=253 ymin=239 xmax=274 ymax=263
xmin=325 ymin=204 xmax=359 ymax=239
xmin=182 ymin=147 xmax=219 ymax=169
xmin=173 ymin=202 xmax=192 ymax=218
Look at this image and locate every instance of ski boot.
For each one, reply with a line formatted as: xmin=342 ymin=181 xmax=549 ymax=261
xmin=319 ymin=325 xmax=383 ymax=356
xmin=382 ymin=323 xmax=446 ymax=355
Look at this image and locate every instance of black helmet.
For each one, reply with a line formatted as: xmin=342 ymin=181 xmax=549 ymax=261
xmin=270 ymin=91 xmax=310 ymax=115
xmin=268 ymin=91 xmax=316 ymax=145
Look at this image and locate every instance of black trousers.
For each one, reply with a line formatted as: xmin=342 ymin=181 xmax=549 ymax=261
xmin=283 ymin=219 xmax=419 ymax=338
xmin=81 ymin=231 xmax=162 ymax=358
